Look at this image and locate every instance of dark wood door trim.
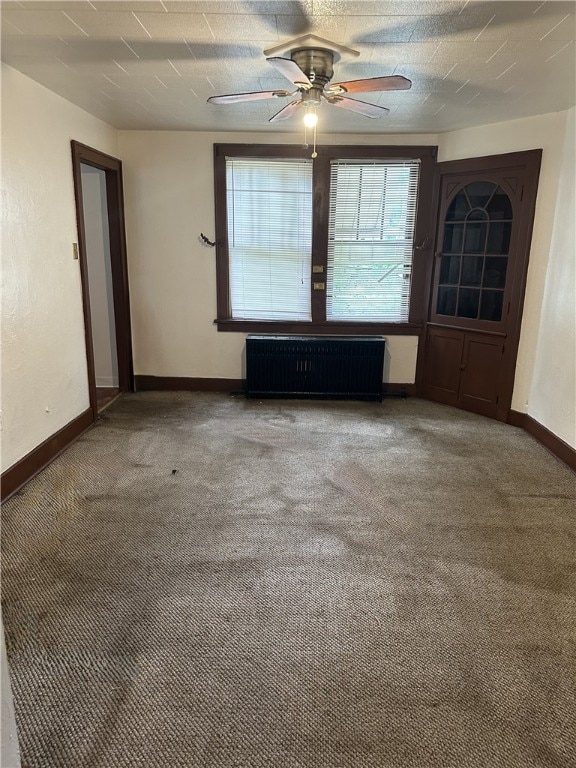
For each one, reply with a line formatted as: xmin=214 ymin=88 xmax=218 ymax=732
xmin=416 ymin=149 xmax=542 ymax=422
xmin=71 ymin=141 xmax=134 ymax=421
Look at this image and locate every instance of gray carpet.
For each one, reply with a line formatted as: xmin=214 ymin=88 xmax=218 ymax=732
xmin=2 ymin=393 xmax=576 ymax=768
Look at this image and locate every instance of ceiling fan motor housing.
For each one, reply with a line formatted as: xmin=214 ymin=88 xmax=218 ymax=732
xmin=291 ymin=48 xmax=335 ymax=86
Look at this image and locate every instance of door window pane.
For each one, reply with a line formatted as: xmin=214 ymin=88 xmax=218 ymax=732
xmin=480 ymin=290 xmax=504 ymax=321
xmin=464 ymin=222 xmax=487 ymax=253
xmin=437 ymin=286 xmax=457 ymax=316
xmin=443 ymin=224 xmax=464 ymax=253
xmin=483 ymin=257 xmax=507 ymax=289
xmin=457 ymin=288 xmax=480 ymax=319
xmin=487 ymin=222 xmax=512 ymax=254
xmin=466 ymin=181 xmax=497 ymax=208
xmin=461 ymin=255 xmax=483 ymax=286
xmin=440 ymin=255 xmax=461 ymax=285
xmin=446 ymin=190 xmax=470 ymax=221
xmin=486 ymin=186 xmax=513 ymax=220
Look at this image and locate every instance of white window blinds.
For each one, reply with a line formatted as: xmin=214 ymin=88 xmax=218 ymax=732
xmin=326 ymin=159 xmax=420 ymax=322
xmin=226 ymin=157 xmax=313 ymax=321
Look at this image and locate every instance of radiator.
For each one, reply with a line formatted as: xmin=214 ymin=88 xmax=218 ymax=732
xmin=245 ymin=335 xmax=385 ymax=401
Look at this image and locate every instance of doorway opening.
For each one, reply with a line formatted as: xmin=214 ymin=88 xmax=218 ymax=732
xmin=71 ymin=141 xmax=133 ymax=419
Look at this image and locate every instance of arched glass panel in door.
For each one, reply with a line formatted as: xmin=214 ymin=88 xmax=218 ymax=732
xmin=437 ymin=182 xmax=512 ymax=322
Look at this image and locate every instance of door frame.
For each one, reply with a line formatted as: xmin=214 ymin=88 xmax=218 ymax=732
xmin=415 ymin=149 xmax=542 ymax=421
xmin=71 ymin=140 xmax=134 ymax=420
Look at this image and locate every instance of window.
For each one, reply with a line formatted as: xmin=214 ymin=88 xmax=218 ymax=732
xmin=226 ymin=157 xmax=312 ymax=321
xmin=214 ymin=144 xmax=436 ymax=333
xmin=327 ymin=160 xmax=420 ymax=322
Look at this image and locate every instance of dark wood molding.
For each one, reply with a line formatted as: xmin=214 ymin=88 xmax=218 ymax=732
xmin=105 ymin=157 xmax=134 ymax=392
xmin=135 ymin=376 xmax=245 ymax=392
xmin=71 ymin=144 xmax=98 ymax=420
xmin=311 ymin=152 xmax=330 ymax=324
xmin=1 ymin=409 xmax=94 ymax=502
xmin=508 ymin=410 xmax=576 ymax=473
xmin=383 ymin=382 xmax=417 ymax=397
xmin=408 ymin=150 xmax=436 ymax=327
xmin=424 ymin=322 xmax=506 ymax=337
xmin=435 ymin=150 xmax=543 ymax=176
xmin=135 ymin=376 xmax=417 ymax=398
xmin=214 ymin=144 xmax=437 ymax=160
xmin=213 ymin=143 xmax=438 ymax=332
xmin=213 ymin=142 xmax=230 ymax=319
xmin=215 ymin=319 xmax=422 ymax=335
xmin=71 ymin=141 xmax=134 ymax=420
xmin=507 ymin=409 xmax=526 ymax=429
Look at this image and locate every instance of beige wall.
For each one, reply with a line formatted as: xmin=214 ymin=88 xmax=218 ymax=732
xmin=118 ymin=129 xmax=438 ymax=385
xmin=529 ymin=107 xmax=575 ymax=447
xmin=1 ymin=64 xmax=119 ymax=472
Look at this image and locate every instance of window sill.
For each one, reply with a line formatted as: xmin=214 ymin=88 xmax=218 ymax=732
xmin=215 ymin=319 xmax=423 ymax=335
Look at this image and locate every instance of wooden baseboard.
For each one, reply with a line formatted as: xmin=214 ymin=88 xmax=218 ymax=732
xmin=507 ymin=410 xmax=526 ymax=428
xmin=1 ymin=408 xmax=94 ymax=502
xmin=135 ymin=376 xmax=417 ymax=398
xmin=383 ymin=383 xmax=417 ymax=397
xmin=134 ymin=376 xmax=245 ymax=392
xmin=508 ymin=410 xmax=576 ymax=472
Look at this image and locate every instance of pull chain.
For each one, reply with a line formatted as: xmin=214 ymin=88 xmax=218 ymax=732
xmin=311 ymin=121 xmax=317 ymax=159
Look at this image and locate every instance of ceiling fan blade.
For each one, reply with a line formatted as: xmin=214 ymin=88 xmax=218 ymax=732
xmin=266 ymin=57 xmax=312 ymax=88
xmin=325 ymin=97 xmax=390 ymax=119
xmin=269 ymin=100 xmax=303 ymax=123
xmin=349 ymin=2 xmax=557 ymax=46
xmin=328 ymin=75 xmax=412 ymax=94
xmin=245 ymin=0 xmax=310 ymax=35
xmin=208 ymin=90 xmax=291 ymax=104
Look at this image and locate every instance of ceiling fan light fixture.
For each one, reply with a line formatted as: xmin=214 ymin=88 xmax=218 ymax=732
xmin=303 ymin=106 xmax=318 ymax=159
xmin=303 ymin=110 xmax=318 ymax=128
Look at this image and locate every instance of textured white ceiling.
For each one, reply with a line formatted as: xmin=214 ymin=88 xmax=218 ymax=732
xmin=1 ymin=0 xmax=575 ymax=133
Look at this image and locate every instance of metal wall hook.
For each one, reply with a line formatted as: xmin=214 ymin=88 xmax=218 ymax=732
xmin=414 ymin=236 xmax=431 ymax=251
xmin=199 ymin=233 xmax=216 ymax=247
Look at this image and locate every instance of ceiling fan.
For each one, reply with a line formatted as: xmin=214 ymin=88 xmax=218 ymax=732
xmin=206 ymin=35 xmax=412 ymax=123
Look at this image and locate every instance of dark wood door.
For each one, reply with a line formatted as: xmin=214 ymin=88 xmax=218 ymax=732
xmin=420 ymin=151 xmax=541 ymax=421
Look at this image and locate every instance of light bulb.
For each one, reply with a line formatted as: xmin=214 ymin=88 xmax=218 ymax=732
xmin=303 ymin=111 xmax=318 ymax=128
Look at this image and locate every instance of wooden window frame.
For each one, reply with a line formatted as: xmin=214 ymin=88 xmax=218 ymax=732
xmin=213 ymin=143 xmax=437 ymax=334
